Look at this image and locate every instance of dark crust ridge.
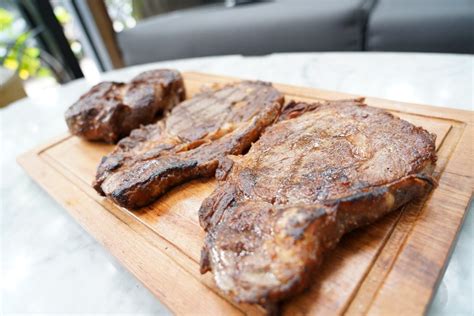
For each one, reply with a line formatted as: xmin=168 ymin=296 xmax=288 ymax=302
xmin=64 ymin=69 xmax=185 ymax=143
xmin=198 ymin=99 xmax=438 ymax=305
xmin=93 ymin=81 xmax=285 ymax=209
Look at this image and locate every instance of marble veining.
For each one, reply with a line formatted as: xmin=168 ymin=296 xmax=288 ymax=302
xmin=1 ymin=52 xmax=472 ymax=314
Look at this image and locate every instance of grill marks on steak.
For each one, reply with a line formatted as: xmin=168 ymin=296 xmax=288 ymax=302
xmin=65 ymin=69 xmax=185 ymax=143
xmin=94 ymin=81 xmax=284 ymax=209
xmin=199 ymin=99 xmax=437 ymax=304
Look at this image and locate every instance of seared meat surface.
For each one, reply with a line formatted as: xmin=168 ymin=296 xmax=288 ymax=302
xmin=94 ymin=81 xmax=284 ymax=209
xmin=199 ymin=99 xmax=437 ymax=304
xmin=65 ymin=69 xmax=185 ymax=143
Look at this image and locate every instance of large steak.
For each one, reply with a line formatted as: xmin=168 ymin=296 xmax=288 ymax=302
xmin=94 ymin=81 xmax=284 ymax=209
xmin=199 ymin=99 xmax=437 ymax=305
xmin=65 ymin=69 xmax=185 ymax=143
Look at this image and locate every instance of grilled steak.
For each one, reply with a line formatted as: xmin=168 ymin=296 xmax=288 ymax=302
xmin=65 ymin=69 xmax=185 ymax=143
xmin=94 ymin=81 xmax=284 ymax=209
xmin=199 ymin=99 xmax=437 ymax=305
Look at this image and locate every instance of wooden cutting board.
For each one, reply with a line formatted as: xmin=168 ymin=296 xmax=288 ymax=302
xmin=18 ymin=72 xmax=473 ymax=315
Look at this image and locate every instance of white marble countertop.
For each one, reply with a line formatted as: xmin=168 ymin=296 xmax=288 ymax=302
xmin=1 ymin=52 xmax=472 ymax=315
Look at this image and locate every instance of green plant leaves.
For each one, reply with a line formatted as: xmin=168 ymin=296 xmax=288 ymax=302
xmin=0 ymin=8 xmax=14 ymax=31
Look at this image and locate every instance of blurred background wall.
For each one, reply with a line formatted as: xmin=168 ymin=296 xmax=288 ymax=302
xmin=0 ymin=0 xmax=473 ymax=103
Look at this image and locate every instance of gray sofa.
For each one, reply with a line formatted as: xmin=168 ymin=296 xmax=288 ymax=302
xmin=367 ymin=0 xmax=474 ymax=53
xmin=117 ymin=0 xmax=474 ymax=66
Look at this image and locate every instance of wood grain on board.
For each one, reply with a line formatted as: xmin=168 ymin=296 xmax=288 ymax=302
xmin=18 ymin=72 xmax=473 ymax=315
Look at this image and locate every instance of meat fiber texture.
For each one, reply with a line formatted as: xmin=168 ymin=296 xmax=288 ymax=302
xmin=94 ymin=81 xmax=284 ymax=209
xmin=199 ymin=99 xmax=437 ymax=305
xmin=65 ymin=69 xmax=185 ymax=143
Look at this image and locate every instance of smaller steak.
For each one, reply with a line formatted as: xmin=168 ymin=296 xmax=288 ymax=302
xmin=94 ymin=81 xmax=284 ymax=209
xmin=65 ymin=69 xmax=185 ymax=143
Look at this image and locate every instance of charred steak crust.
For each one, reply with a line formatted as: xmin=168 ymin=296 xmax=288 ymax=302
xmin=64 ymin=69 xmax=185 ymax=143
xmin=93 ymin=81 xmax=285 ymax=209
xmin=198 ymin=99 xmax=437 ymax=304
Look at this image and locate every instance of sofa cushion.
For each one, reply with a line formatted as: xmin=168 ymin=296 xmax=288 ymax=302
xmin=366 ymin=0 xmax=474 ymax=54
xmin=117 ymin=0 xmax=372 ymax=65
